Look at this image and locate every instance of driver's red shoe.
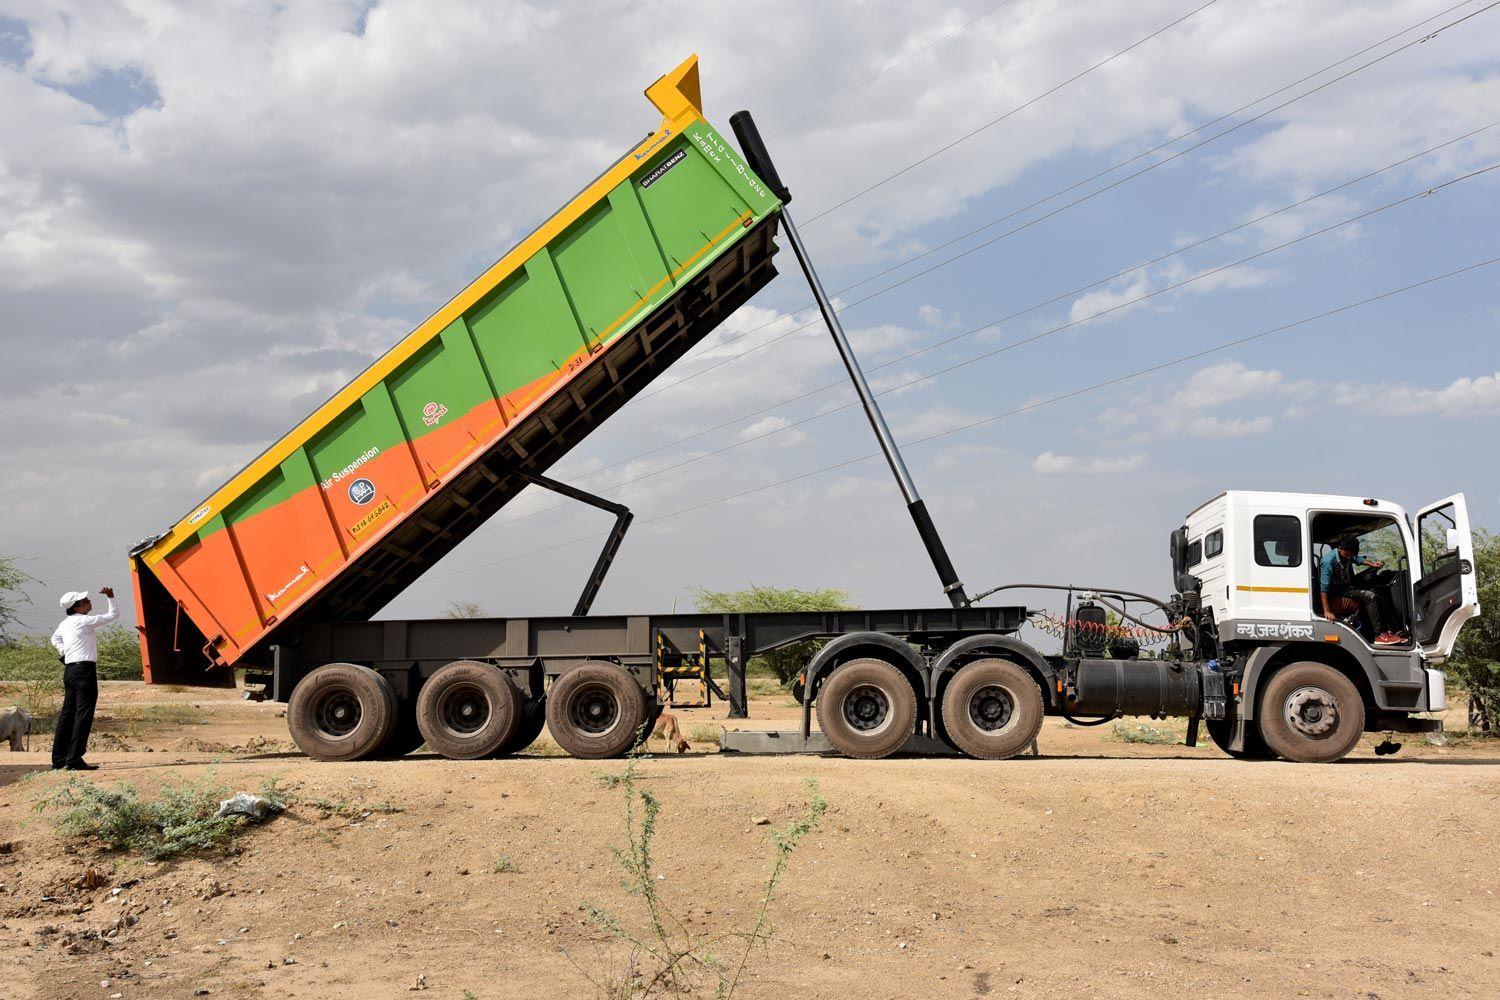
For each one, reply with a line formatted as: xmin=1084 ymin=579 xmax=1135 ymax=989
xmin=1374 ymin=632 xmax=1406 ymax=646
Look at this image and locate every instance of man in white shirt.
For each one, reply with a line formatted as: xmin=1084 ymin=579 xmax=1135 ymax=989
xmin=49 ymin=586 xmax=118 ymax=771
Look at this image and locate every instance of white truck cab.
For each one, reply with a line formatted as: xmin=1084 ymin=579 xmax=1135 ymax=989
xmin=1169 ymin=490 xmax=1480 ymax=758
xmin=1180 ymin=490 xmax=1479 ymax=664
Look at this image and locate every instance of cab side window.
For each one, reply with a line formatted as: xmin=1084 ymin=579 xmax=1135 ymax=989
xmin=1187 ymin=539 xmax=1202 ymax=567
xmin=1253 ymin=515 xmax=1302 ymax=567
xmin=1204 ymin=529 xmax=1223 ymax=559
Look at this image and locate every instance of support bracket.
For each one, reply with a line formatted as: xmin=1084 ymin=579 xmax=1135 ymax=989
xmin=504 ymin=467 xmax=633 ymax=617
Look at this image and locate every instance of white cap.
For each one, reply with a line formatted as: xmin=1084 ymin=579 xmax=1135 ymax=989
xmin=59 ymin=590 xmax=90 ymax=611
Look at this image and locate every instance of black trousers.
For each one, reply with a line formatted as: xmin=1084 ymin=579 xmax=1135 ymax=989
xmin=52 ymin=661 xmax=98 ymax=768
xmin=1330 ymin=588 xmax=1387 ymax=635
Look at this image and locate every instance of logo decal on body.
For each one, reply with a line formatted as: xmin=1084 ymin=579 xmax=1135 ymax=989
xmin=348 ymin=478 xmax=377 ymax=506
xmin=186 ymin=505 xmax=212 ymax=526
xmin=266 ymin=563 xmax=310 ymax=604
xmin=640 ymin=148 xmax=687 ymax=189
xmin=320 ymin=447 xmax=380 ymax=491
xmin=421 ymin=401 xmax=448 ymax=427
xmin=632 ymin=127 xmax=673 ymax=161
xmin=1234 ymin=622 xmax=1316 ymax=640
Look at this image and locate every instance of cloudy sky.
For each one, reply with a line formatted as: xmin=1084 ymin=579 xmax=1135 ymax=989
xmin=1 ymin=0 xmax=1497 ymax=637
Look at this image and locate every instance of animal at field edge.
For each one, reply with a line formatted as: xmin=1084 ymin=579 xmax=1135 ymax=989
xmin=653 ymin=712 xmax=690 ymax=754
xmin=0 ymin=706 xmax=34 ymax=751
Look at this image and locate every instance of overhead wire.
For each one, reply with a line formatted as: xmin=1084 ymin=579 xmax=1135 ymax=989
xmin=423 ymin=253 xmax=1500 ymax=583
xmin=801 ymin=0 xmax=1222 ymax=224
xmin=463 ymin=147 xmax=1498 ymax=535
xmin=640 ymin=0 xmax=1496 ymax=401
xmin=768 ymin=0 xmax=1023 ymax=138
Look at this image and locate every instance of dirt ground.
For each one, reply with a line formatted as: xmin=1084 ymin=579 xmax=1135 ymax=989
xmin=1 ymin=681 xmax=1497 ymax=1000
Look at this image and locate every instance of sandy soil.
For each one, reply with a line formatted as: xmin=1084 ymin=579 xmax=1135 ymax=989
xmin=1 ymin=682 xmax=1497 ymax=1000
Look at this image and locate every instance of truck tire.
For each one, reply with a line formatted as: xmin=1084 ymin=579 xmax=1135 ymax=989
xmin=1256 ymin=662 xmax=1364 ymax=763
xmin=415 ymin=660 xmax=521 ymax=760
xmin=546 ymin=663 xmax=648 ymax=759
xmin=495 ymin=698 xmax=548 ymax=756
xmin=939 ymin=659 xmax=1044 ymax=760
xmin=816 ymin=658 xmax=917 ymax=760
xmin=288 ymin=663 xmax=398 ymax=762
xmin=1204 ymin=717 xmax=1273 ymax=760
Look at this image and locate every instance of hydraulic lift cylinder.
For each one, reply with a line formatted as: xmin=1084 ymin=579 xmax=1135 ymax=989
xmin=729 ymin=111 xmax=969 ymax=608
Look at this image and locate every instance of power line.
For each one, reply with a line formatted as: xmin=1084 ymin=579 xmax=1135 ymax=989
xmin=26 ymin=545 xmax=127 ymax=581
xmin=424 ymin=253 xmax=1500 ymax=583
xmin=641 ymin=0 xmax=1495 ymax=401
xmin=473 ymin=136 xmax=1495 ymax=533
xmin=769 ymin=0 xmax=1022 ymax=138
xmin=803 ymin=0 xmax=1221 ymax=224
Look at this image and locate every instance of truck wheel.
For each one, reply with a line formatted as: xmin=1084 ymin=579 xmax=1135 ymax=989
xmin=546 ymin=663 xmax=648 ymax=759
xmin=415 ymin=660 xmax=521 ymax=760
xmin=1256 ymin=662 xmax=1364 ymax=763
xmin=288 ymin=663 xmax=398 ymax=762
xmin=1204 ymin=717 xmax=1273 ymax=760
xmin=815 ymin=658 xmax=917 ymax=760
xmin=939 ymin=659 xmax=1044 ymax=760
xmin=495 ymin=698 xmax=548 ymax=756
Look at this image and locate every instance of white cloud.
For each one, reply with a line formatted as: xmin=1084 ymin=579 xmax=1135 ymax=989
xmin=1032 ymin=451 xmax=1146 ymax=475
xmin=1173 ymin=361 xmax=1290 ymax=409
xmin=1188 ymin=414 xmax=1275 ymax=437
xmin=1332 ymin=371 xmax=1500 ymax=417
xmin=738 ymin=415 xmax=808 ymax=446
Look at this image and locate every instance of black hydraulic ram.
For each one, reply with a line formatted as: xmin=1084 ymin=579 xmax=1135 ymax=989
xmin=730 ymin=111 xmax=969 ymax=608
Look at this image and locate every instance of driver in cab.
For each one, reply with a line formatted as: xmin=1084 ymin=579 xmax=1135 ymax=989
xmin=1319 ymin=536 xmax=1405 ymax=646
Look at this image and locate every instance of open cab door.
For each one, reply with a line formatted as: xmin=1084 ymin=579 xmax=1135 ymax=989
xmin=1412 ymin=493 xmax=1480 ymax=662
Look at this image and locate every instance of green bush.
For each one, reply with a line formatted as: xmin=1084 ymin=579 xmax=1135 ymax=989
xmin=1447 ymin=528 xmax=1498 ymax=731
xmin=0 ymin=625 xmax=142 ymax=681
xmin=38 ymin=774 xmax=285 ymax=860
xmin=694 ymin=585 xmax=858 ymax=685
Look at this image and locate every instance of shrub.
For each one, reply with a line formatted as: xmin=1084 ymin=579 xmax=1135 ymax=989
xmin=578 ymin=756 xmax=825 ymax=998
xmin=1447 ymin=528 xmax=1498 ymax=731
xmin=0 ymin=624 xmax=142 ymax=681
xmin=694 ymin=586 xmax=858 ymax=685
xmin=38 ymin=774 xmax=284 ymax=860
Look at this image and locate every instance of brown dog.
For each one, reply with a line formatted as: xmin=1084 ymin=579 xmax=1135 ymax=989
xmin=652 ymin=712 xmax=690 ymax=754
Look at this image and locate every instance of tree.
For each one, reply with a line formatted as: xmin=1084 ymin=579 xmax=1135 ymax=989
xmin=0 ymin=553 xmax=37 ymax=645
xmin=1448 ymin=528 xmax=1498 ymax=732
xmin=694 ymin=585 xmax=858 ymax=685
xmin=443 ymin=599 xmax=489 ymax=619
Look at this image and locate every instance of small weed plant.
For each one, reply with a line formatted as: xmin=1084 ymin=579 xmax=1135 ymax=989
xmin=576 ymin=753 xmax=826 ymax=998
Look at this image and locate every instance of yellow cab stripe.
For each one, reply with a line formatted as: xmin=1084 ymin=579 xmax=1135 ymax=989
xmin=1235 ymin=585 xmax=1310 ymax=594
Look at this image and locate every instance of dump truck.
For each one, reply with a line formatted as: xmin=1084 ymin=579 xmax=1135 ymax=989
xmin=131 ymin=57 xmax=1480 ymax=764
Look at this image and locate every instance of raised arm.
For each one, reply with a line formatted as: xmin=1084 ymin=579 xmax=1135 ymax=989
xmin=83 ymin=586 xmax=119 ymax=626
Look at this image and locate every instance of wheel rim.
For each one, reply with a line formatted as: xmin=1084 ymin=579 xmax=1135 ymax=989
xmin=437 ymin=682 xmax=492 ymax=737
xmin=842 ymin=683 xmax=891 ymax=734
xmin=568 ymin=683 xmax=621 ymax=738
xmin=1284 ymin=685 xmax=1338 ymax=738
xmin=311 ymin=686 xmax=362 ymax=741
xmin=967 ymin=684 xmax=1015 ymax=733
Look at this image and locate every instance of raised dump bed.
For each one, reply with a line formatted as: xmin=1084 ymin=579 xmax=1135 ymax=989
xmin=131 ymin=56 xmax=782 ymax=684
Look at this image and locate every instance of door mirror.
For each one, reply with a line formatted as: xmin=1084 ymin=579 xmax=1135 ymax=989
xmin=1446 ymin=527 xmax=1460 ymax=553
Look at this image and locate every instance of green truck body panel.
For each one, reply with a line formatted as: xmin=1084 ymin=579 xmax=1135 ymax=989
xmin=132 ymin=107 xmax=782 ymax=683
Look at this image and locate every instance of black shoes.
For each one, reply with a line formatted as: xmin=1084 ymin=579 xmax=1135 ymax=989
xmin=64 ymin=760 xmax=98 ymax=771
